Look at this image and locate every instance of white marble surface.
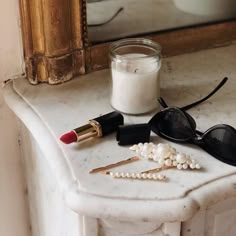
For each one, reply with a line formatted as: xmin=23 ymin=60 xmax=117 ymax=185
xmin=4 ymin=42 xmax=236 ymax=222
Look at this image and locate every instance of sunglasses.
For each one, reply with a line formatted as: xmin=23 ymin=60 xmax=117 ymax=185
xmin=149 ymin=77 xmax=236 ymax=166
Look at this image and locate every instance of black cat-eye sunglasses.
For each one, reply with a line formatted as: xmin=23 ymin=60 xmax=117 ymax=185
xmin=149 ymin=77 xmax=236 ymax=166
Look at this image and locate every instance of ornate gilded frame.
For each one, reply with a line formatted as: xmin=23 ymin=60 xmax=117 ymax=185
xmin=19 ymin=0 xmax=88 ymax=84
xmin=19 ymin=0 xmax=236 ymax=84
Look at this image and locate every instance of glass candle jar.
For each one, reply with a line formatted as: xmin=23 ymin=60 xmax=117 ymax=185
xmin=109 ymin=38 xmax=161 ymax=115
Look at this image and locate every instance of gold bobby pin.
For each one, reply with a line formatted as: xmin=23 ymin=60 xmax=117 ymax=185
xmin=141 ymin=165 xmax=174 ymax=174
xmin=89 ymin=156 xmax=140 ymax=174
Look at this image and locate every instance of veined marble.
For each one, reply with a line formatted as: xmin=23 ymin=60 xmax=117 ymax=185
xmin=3 ymin=43 xmax=236 ymax=226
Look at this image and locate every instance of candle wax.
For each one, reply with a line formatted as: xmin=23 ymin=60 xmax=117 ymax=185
xmin=111 ymin=53 xmax=160 ymax=114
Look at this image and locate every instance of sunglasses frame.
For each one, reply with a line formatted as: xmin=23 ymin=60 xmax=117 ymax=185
xmin=200 ymin=124 xmax=236 ymax=166
xmin=149 ymin=107 xmax=197 ymax=143
xmin=149 ymin=97 xmax=236 ymax=166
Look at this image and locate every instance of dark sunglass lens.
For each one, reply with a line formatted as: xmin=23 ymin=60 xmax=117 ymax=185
xmin=150 ymin=108 xmax=194 ymax=140
xmin=203 ymin=127 xmax=236 ymax=163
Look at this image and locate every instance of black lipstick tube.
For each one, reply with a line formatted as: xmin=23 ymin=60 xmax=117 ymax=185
xmin=73 ymin=111 xmax=124 ymax=142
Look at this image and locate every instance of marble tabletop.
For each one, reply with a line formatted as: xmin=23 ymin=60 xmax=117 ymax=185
xmin=4 ymin=43 xmax=236 ymax=221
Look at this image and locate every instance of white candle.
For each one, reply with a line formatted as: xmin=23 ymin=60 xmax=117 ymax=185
xmin=111 ymin=53 xmax=161 ymax=114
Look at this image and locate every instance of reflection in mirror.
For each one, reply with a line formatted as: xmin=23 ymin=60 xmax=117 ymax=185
xmin=87 ymin=0 xmax=236 ymax=44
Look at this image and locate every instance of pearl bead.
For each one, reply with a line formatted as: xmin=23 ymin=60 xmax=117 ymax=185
xmin=115 ymin=172 xmax=121 ymax=178
xmin=165 ymin=159 xmax=172 ymax=166
xmin=140 ymin=151 xmax=147 ymax=156
xmin=195 ymin=163 xmax=201 ymax=169
xmin=152 ymin=174 xmax=158 ymax=180
xmin=186 ymin=159 xmax=192 ymax=165
xmin=142 ymin=145 xmax=150 ymax=153
xmin=141 ymin=173 xmax=147 ymax=179
xmin=191 ymin=159 xmax=197 ymax=164
xmin=136 ymin=173 xmax=142 ymax=179
xmin=176 ymin=153 xmax=187 ymax=164
xmin=190 ymin=163 xmax=196 ymax=169
xmin=131 ymin=173 xmax=137 ymax=178
xmin=126 ymin=173 xmax=131 ymax=178
xmin=120 ymin=172 xmax=126 ymax=178
xmin=138 ymin=143 xmax=144 ymax=148
xmin=158 ymin=174 xmax=165 ymax=180
xmin=183 ymin=163 xmax=188 ymax=169
xmin=153 ymin=154 xmax=160 ymax=162
xmin=173 ymin=161 xmax=178 ymax=166
xmin=177 ymin=164 xmax=183 ymax=170
xmin=155 ymin=144 xmax=171 ymax=159
xmin=158 ymin=158 xmax=165 ymax=165
xmin=147 ymin=173 xmax=153 ymax=179
xmin=129 ymin=145 xmax=138 ymax=151
xmin=110 ymin=172 xmax=115 ymax=177
xmin=148 ymin=142 xmax=154 ymax=147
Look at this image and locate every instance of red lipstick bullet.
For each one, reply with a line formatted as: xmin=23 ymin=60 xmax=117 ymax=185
xmin=60 ymin=111 xmax=124 ymax=144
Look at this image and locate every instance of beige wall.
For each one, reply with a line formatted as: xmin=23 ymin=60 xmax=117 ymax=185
xmin=0 ymin=0 xmax=31 ymax=236
xmin=0 ymin=0 xmax=24 ymax=79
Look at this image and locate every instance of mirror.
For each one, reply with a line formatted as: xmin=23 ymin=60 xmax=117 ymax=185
xmin=19 ymin=0 xmax=236 ymax=84
xmin=87 ymin=0 xmax=236 ymax=44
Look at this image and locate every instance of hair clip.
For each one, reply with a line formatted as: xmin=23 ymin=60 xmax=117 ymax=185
xmin=104 ymin=171 xmax=167 ymax=181
xmin=141 ymin=165 xmax=174 ymax=174
xmin=130 ymin=143 xmax=201 ymax=170
xmin=89 ymin=156 xmax=140 ymax=174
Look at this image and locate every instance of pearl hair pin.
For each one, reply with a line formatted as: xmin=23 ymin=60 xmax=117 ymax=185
xmin=130 ymin=143 xmax=201 ymax=170
xmin=89 ymin=143 xmax=201 ymax=182
xmin=105 ymin=171 xmax=167 ymax=181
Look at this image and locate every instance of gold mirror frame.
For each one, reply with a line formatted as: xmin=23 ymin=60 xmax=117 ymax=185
xmin=19 ymin=0 xmax=236 ymax=84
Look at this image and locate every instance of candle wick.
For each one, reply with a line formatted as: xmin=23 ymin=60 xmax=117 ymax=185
xmin=134 ymin=69 xmax=138 ymax=73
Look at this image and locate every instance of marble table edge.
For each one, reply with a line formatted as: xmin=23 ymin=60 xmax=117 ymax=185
xmin=3 ymin=81 xmax=77 ymax=194
xmin=64 ymin=174 xmax=236 ymax=222
xmin=3 ymin=80 xmax=236 ymax=222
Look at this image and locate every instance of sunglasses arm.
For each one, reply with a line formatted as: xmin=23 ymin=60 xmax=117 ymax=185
xmin=196 ymin=130 xmax=203 ymax=135
xmin=158 ymin=97 xmax=168 ymax=108
xmin=180 ymin=77 xmax=228 ymax=111
xmin=158 ymin=77 xmax=228 ymax=111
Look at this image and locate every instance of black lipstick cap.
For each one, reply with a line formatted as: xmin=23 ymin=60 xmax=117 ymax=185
xmin=93 ymin=111 xmax=124 ymax=136
xmin=116 ymin=123 xmax=151 ymax=145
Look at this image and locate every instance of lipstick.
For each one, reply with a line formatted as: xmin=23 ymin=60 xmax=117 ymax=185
xmin=60 ymin=111 xmax=124 ymax=144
